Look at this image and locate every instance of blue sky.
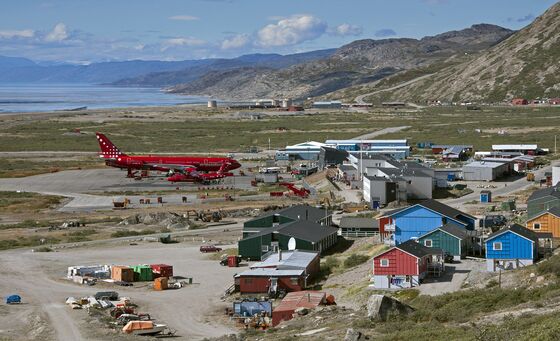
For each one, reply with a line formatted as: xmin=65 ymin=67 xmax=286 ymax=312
xmin=0 ymin=0 xmax=556 ymax=63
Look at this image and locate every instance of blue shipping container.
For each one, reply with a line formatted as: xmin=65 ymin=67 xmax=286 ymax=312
xmin=233 ymin=300 xmax=272 ymax=317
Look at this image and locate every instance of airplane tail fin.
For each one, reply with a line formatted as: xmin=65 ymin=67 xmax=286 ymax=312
xmin=96 ymin=132 xmax=127 ymax=159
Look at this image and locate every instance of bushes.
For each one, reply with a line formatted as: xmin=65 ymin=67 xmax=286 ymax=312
xmin=110 ymin=229 xmax=156 ymax=238
xmin=344 ymin=254 xmax=369 ymax=268
xmin=537 ymin=254 xmax=560 ymax=277
xmin=321 ymin=256 xmax=341 ymax=275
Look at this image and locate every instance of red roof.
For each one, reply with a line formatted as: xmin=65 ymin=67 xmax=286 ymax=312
xmin=273 ymin=291 xmax=326 ymax=313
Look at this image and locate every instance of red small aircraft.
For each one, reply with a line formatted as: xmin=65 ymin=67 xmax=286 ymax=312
xmin=96 ymin=132 xmax=240 ymax=182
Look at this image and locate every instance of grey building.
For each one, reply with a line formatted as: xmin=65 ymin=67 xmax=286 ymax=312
xmin=462 ymin=161 xmax=511 ymax=181
xmin=338 ymin=217 xmax=379 ymax=237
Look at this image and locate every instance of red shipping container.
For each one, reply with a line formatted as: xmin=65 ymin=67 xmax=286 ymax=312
xmin=150 ymin=264 xmax=173 ymax=278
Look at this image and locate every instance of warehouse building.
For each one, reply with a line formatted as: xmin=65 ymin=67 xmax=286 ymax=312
xmin=235 ymin=250 xmax=320 ymax=294
xmin=238 ymin=220 xmax=339 ymax=260
xmin=325 ymin=139 xmax=410 ymax=159
xmin=462 ymin=161 xmax=511 ymax=181
xmin=275 ymin=141 xmax=326 ymax=161
xmin=312 ymin=100 xmax=342 ymax=109
xmin=318 ymin=146 xmax=349 ymax=170
xmin=492 ymin=144 xmax=545 ymax=155
xmin=243 ymin=205 xmax=332 ymax=237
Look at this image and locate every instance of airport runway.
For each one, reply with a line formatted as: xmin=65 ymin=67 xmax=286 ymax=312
xmin=0 ymin=168 xmax=256 ymax=212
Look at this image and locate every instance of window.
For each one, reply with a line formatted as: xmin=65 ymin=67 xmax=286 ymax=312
xmin=261 ymin=245 xmax=269 ymax=252
xmin=290 ymin=277 xmax=299 ymax=285
xmin=493 ymin=242 xmax=502 ymax=251
xmin=533 ymin=223 xmax=541 ymax=230
xmin=424 ymin=239 xmax=433 ymax=247
xmin=380 ymin=259 xmax=389 ymax=267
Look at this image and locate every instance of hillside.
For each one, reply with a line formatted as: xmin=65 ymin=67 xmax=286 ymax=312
xmin=371 ymin=2 xmax=560 ymax=103
xmin=168 ymin=24 xmax=512 ymax=100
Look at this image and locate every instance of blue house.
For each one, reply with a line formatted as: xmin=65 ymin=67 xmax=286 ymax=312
xmin=379 ymin=199 xmax=476 ymax=245
xmin=485 ymin=224 xmax=538 ymax=272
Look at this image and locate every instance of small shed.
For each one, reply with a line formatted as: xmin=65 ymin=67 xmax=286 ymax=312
xmin=272 ymin=291 xmax=326 ymax=326
xmin=233 ymin=300 xmax=272 ymax=318
xmin=480 ymin=190 xmax=492 ymax=203
xmin=418 ymin=224 xmax=471 ymax=260
xmin=485 ymin=224 xmax=538 ymax=272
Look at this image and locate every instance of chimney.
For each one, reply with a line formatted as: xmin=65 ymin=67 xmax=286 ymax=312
xmin=278 ymin=249 xmax=282 ymax=261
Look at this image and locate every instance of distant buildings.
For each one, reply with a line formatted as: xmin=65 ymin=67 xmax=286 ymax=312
xmin=275 ymin=141 xmax=326 ymax=161
xmin=462 ymin=161 xmax=512 ymax=181
xmin=325 ymin=139 xmax=410 ymax=160
xmin=312 ymin=101 xmax=342 ymax=109
xmin=338 ymin=217 xmax=379 ymax=237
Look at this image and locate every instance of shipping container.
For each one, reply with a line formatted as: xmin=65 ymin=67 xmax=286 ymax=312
xmin=133 ymin=265 xmax=153 ymax=282
xmin=111 ymin=266 xmax=134 ymax=282
xmin=150 ymin=264 xmax=173 ymax=278
xmin=153 ymin=277 xmax=168 ymax=291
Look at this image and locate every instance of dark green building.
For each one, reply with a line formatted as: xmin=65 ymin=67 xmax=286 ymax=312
xmin=238 ymin=220 xmax=339 ymax=261
xmin=243 ymin=205 xmax=333 ymax=238
xmin=527 ymin=184 xmax=560 ymax=219
xmin=417 ymin=224 xmax=471 ymax=261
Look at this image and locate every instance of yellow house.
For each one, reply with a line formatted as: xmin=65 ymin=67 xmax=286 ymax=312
xmin=526 ymin=208 xmax=560 ymax=238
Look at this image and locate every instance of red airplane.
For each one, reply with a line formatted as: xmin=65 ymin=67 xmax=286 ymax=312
xmin=96 ymin=132 xmax=241 ymax=182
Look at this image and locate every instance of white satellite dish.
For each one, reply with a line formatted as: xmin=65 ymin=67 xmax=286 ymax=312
xmin=288 ymin=237 xmax=296 ymax=251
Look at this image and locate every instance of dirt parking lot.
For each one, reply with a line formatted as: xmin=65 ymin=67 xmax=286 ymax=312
xmin=0 ymin=241 xmax=242 ymax=340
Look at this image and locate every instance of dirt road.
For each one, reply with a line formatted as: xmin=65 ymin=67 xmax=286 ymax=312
xmin=354 ymin=74 xmax=434 ymax=105
xmin=352 ymin=126 xmax=411 ymax=140
xmin=0 ymin=242 xmax=241 ymax=340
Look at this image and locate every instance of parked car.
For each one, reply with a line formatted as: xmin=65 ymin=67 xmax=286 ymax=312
xmin=200 ymin=245 xmax=222 ymax=253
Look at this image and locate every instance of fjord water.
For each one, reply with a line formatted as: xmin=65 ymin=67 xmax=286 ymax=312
xmin=0 ymin=83 xmax=205 ymax=113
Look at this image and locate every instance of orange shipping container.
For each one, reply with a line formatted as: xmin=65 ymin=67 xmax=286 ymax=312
xmin=153 ymin=277 xmax=168 ymax=291
xmin=112 ymin=266 xmax=135 ymax=282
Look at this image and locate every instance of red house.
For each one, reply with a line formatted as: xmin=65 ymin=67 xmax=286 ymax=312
xmin=272 ymin=291 xmax=326 ymax=326
xmin=234 ymin=250 xmax=320 ymax=295
xmin=511 ymin=98 xmax=528 ymax=105
xmin=372 ymin=240 xmax=443 ymax=289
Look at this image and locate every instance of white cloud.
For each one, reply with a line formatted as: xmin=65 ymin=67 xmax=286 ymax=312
xmin=161 ymin=37 xmax=207 ymax=51
xmin=331 ymin=23 xmax=363 ymax=36
xmin=45 ymin=23 xmax=68 ymax=42
xmin=169 ymin=15 xmax=199 ymax=21
xmin=0 ymin=29 xmax=35 ymax=39
xmin=221 ymin=34 xmax=250 ymax=50
xmin=257 ymin=14 xmax=327 ymax=47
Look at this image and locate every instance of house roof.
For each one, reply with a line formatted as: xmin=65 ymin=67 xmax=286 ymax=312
xmin=419 ymin=223 xmax=469 ymax=240
xmin=273 ymin=291 xmax=326 ymax=313
xmin=463 ymin=161 xmax=506 ymax=169
xmin=486 ymin=224 xmax=538 ymax=243
xmin=339 ymin=217 xmax=378 ymax=229
xmin=378 ymin=167 xmax=432 ymax=178
xmin=251 ymin=250 xmax=319 ymax=270
xmin=396 ymin=240 xmax=443 ymax=258
xmin=417 ymin=199 xmax=476 ymax=220
xmin=536 ymin=232 xmax=553 ymax=239
xmin=277 ymin=220 xmax=339 ymax=243
xmin=247 ymin=204 xmax=331 ymax=225
xmin=528 ymin=185 xmax=560 ymax=202
xmin=528 ymin=206 xmax=560 ymax=220
xmin=235 ymin=268 xmax=304 ymax=277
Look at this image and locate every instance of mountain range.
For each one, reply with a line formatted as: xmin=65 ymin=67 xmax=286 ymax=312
xmin=2 ymin=1 xmax=558 ymax=103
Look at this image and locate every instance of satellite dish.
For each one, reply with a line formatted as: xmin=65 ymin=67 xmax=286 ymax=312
xmin=288 ymin=237 xmax=296 ymax=251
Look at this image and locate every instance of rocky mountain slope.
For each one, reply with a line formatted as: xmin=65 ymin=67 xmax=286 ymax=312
xmin=168 ymin=24 xmax=512 ymax=100
xmin=373 ymin=2 xmax=560 ymax=103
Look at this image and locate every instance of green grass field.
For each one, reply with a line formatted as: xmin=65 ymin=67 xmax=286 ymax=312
xmin=1 ymin=106 xmax=559 ymax=154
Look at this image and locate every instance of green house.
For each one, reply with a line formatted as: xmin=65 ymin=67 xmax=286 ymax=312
xmin=527 ymin=184 xmax=560 ymax=219
xmin=243 ymin=205 xmax=333 ymax=238
xmin=238 ymin=220 xmax=339 ymax=261
xmin=133 ymin=265 xmax=153 ymax=281
xmin=417 ymin=224 xmax=470 ymax=261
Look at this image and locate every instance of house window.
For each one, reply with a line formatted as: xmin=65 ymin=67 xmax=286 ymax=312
xmin=424 ymin=239 xmax=433 ymax=247
xmin=533 ymin=223 xmax=541 ymax=230
xmin=493 ymin=242 xmax=502 ymax=251
xmin=290 ymin=277 xmax=299 ymax=285
xmin=380 ymin=259 xmax=389 ymax=267
xmin=261 ymin=245 xmax=269 ymax=252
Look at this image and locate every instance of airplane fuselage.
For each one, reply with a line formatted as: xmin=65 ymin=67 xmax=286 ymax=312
xmin=106 ymin=155 xmax=241 ymax=172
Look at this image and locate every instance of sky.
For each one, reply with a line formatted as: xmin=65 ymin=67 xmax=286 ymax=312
xmin=0 ymin=0 xmax=557 ymax=63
